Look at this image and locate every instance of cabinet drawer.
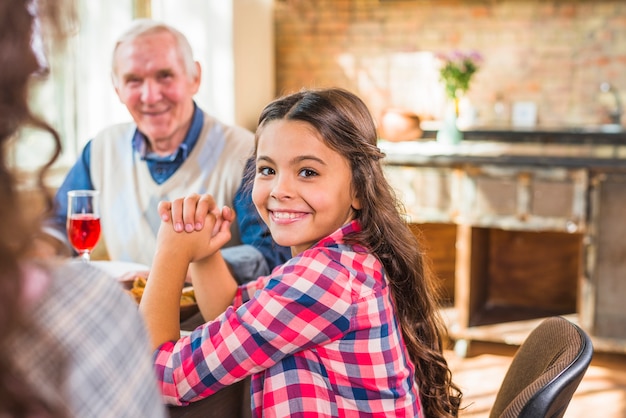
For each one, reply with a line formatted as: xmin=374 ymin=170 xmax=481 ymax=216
xmin=459 ymin=165 xmax=587 ymax=232
xmin=384 ymin=165 xmax=460 ymax=223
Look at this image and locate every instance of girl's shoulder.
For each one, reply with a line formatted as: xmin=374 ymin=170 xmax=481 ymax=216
xmin=28 ymin=260 xmax=142 ymax=333
xmin=48 ymin=261 xmax=133 ymax=303
xmin=275 ymin=244 xmax=384 ymax=294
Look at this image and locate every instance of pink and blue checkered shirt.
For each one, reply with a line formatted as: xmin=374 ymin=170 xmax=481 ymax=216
xmin=153 ymin=220 xmax=422 ymax=417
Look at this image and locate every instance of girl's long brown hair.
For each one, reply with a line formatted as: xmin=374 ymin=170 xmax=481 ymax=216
xmin=256 ymin=88 xmax=462 ymax=417
xmin=0 ymin=0 xmax=75 ymax=416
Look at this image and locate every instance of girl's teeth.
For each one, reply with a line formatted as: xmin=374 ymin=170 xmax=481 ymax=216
xmin=274 ymin=212 xmax=297 ymax=219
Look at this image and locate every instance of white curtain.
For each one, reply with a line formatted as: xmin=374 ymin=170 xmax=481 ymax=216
xmin=152 ymin=0 xmax=236 ymax=125
xmin=152 ymin=0 xmax=275 ymax=131
xmin=11 ymin=0 xmax=134 ymax=177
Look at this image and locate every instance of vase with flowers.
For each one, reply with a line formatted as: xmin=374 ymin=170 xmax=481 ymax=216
xmin=436 ymin=50 xmax=481 ymax=145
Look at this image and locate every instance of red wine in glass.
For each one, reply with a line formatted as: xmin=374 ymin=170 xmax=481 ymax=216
xmin=67 ymin=190 xmax=101 ymax=261
xmin=68 ymin=214 xmax=101 ymax=255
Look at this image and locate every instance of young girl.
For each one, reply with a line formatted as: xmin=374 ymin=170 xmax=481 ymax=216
xmin=140 ymin=88 xmax=462 ymax=417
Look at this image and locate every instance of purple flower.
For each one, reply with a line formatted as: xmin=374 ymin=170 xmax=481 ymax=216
xmin=438 ymin=50 xmax=482 ymax=99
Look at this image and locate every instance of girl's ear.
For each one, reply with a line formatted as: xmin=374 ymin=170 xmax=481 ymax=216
xmin=351 ymin=195 xmax=362 ymax=211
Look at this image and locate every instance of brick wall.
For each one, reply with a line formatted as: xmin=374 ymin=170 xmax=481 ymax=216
xmin=274 ymin=0 xmax=626 ymax=128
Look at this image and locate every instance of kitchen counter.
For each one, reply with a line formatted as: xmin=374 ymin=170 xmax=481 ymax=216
xmin=420 ymin=125 xmax=626 ymax=145
xmin=379 ymin=139 xmax=626 ymax=170
xmin=380 ymin=137 xmax=626 ymax=354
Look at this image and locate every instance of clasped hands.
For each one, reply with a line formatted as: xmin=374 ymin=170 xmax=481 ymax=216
xmin=156 ymin=193 xmax=233 ymax=263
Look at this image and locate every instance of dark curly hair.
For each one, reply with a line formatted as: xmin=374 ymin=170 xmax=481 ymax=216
xmin=0 ymin=0 xmax=75 ymax=416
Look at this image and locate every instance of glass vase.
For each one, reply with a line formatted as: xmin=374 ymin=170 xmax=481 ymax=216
xmin=436 ymin=97 xmax=463 ymax=145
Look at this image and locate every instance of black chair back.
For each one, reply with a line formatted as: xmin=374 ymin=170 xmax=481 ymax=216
xmin=489 ymin=316 xmax=593 ymax=418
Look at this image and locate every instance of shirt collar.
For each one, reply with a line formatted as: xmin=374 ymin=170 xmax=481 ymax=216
xmin=132 ymin=102 xmax=203 ymax=162
xmin=316 ymin=220 xmax=362 ymax=249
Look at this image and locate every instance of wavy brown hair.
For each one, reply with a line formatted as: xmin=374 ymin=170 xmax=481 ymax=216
xmin=0 ymin=0 xmax=75 ymax=416
xmin=256 ymin=88 xmax=462 ymax=417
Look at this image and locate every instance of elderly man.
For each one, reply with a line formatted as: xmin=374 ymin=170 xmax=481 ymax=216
xmin=43 ymin=19 xmax=289 ymax=282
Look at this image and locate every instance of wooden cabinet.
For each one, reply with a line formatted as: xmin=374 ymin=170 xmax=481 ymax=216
xmin=385 ymin=159 xmax=625 ymax=355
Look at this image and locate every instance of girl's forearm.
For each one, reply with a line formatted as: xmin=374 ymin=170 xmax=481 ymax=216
xmin=190 ymin=251 xmax=238 ymax=321
xmin=139 ymin=249 xmax=189 ymax=350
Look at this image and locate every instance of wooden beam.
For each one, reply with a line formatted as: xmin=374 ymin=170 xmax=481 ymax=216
xmin=133 ymin=0 xmax=151 ymax=18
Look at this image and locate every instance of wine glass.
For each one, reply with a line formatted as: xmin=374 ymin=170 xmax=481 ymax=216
xmin=67 ymin=190 xmax=101 ymax=261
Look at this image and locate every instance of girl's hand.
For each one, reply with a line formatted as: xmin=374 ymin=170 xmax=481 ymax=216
xmin=155 ymin=193 xmax=233 ymax=262
xmin=158 ymin=193 xmax=223 ymax=233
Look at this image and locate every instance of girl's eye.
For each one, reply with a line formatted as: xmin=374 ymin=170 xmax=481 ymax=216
xmin=299 ymin=168 xmax=318 ymax=178
xmin=258 ymin=166 xmax=275 ymax=176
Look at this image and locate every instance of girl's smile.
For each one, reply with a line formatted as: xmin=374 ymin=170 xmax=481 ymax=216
xmin=270 ymin=210 xmax=307 ymax=223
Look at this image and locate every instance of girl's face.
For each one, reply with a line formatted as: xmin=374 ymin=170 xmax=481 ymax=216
xmin=252 ymin=120 xmax=361 ymax=256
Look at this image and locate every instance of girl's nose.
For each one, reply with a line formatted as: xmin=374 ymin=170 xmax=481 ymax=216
xmin=270 ymin=174 xmax=294 ymax=200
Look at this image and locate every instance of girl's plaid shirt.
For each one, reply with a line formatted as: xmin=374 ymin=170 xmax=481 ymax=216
xmin=153 ymin=220 xmax=422 ymax=417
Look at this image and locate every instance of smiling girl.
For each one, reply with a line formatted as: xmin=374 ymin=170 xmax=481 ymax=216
xmin=141 ymin=88 xmax=462 ymax=417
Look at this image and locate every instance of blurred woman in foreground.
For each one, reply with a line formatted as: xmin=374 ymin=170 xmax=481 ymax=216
xmin=0 ymin=1 xmax=165 ymax=416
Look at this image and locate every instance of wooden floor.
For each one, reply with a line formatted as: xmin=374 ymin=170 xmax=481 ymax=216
xmin=445 ymin=341 xmax=626 ymax=417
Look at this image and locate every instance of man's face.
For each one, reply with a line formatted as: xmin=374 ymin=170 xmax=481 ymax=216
xmin=113 ymin=31 xmax=200 ymax=155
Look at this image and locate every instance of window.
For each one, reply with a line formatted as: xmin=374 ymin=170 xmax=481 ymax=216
xmin=10 ymin=1 xmax=135 ymax=183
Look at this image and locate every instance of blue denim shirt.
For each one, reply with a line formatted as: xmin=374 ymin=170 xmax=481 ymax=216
xmin=49 ymin=104 xmax=290 ymax=283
